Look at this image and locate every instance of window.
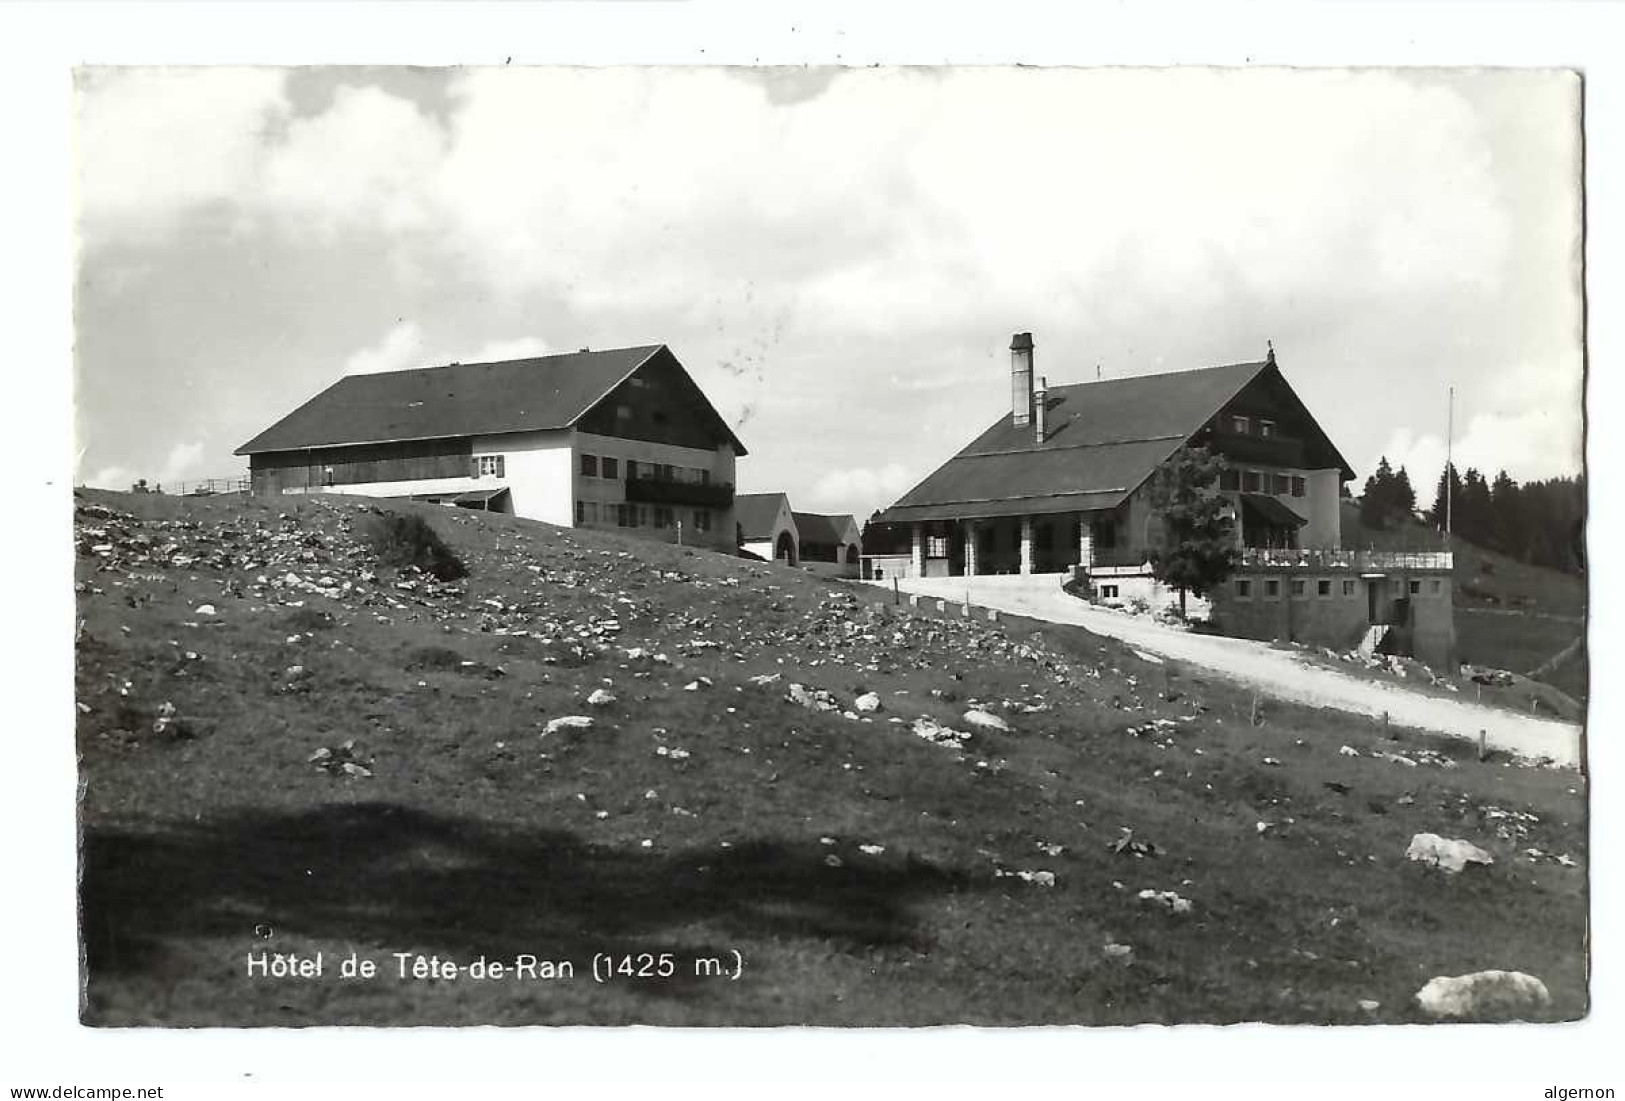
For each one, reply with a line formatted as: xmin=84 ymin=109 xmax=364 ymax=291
xmin=616 ymin=404 xmax=633 ymax=420
xmin=1099 ymin=584 xmax=1119 ymax=599
xmin=1265 ymin=579 xmax=1280 ymax=598
xmin=575 ymin=501 xmax=585 ymax=524
xmin=695 ymin=509 xmax=712 ymax=533
xmin=1235 ymin=579 xmax=1252 ymax=599
xmin=1317 ymin=579 xmax=1332 ymax=598
xmin=1291 ymin=476 xmax=1305 ymax=497
xmin=1409 ymin=580 xmax=1422 ymax=595
xmin=616 ymin=503 xmax=630 ymax=528
xmin=654 ymin=506 xmax=674 ymax=529
xmin=1219 ymin=468 xmax=1241 ymax=491
xmin=634 ymin=505 xmax=647 ymax=528
xmin=1230 ymin=415 xmax=1250 ymax=434
xmin=476 ymin=455 xmax=505 ymax=477
xmin=1242 ymin=470 xmax=1262 ymax=492
xmin=1272 ymin=473 xmax=1291 ymax=495
xmin=927 ymin=536 xmax=949 ymax=558
xmin=1259 ymin=419 xmax=1276 ymax=438
xmin=1343 ymin=579 xmax=1356 ymax=597
xmin=1431 ymin=579 xmax=1442 ymax=593
xmin=580 ymin=454 xmax=598 ymax=477
xmin=700 ymin=469 xmax=711 ymax=485
xmin=602 ymin=457 xmax=619 ymax=480
xmin=1291 ymin=579 xmax=1306 ymax=598
xmin=625 ymin=459 xmax=639 ymax=480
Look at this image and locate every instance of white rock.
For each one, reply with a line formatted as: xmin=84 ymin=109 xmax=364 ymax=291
xmin=1137 ymin=889 xmax=1194 ymax=915
xmin=194 ymin=604 xmax=217 ymax=616
xmin=1102 ymin=943 xmax=1134 ymax=961
xmin=1406 ymin=832 xmax=1494 ymax=874
xmin=1358 ymin=999 xmax=1381 ymax=1013
xmin=962 ymin=709 xmax=1011 ymax=732
xmin=543 ymin=715 xmax=594 ymax=737
xmin=911 ymin=717 xmax=970 ymax=747
xmin=854 ymin=691 xmax=883 ymax=713
xmin=1415 ymin=970 xmax=1551 ymax=1019
xmin=587 ymin=688 xmax=616 ymax=707
xmin=1131 ymin=649 xmax=1164 ymax=665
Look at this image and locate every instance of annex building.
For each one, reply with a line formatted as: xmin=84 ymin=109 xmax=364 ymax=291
xmin=236 ymin=344 xmax=746 ymax=554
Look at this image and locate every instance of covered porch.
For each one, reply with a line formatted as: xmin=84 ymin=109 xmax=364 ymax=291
xmin=906 ymin=508 xmax=1135 ymax=578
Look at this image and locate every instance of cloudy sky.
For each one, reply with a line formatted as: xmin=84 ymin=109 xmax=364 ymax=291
xmin=73 ymin=66 xmax=1583 ymax=519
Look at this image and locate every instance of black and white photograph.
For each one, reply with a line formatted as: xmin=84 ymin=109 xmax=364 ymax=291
xmin=6 ymin=1 xmax=1623 ymax=1094
xmin=67 ymin=60 xmax=1589 ymax=1029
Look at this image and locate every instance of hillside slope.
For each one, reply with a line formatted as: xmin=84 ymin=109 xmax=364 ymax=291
xmin=75 ymin=490 xmax=1587 ymax=1025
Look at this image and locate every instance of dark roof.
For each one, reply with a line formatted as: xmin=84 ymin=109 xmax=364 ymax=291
xmin=792 ymin=512 xmax=858 ymax=546
xmin=880 ymin=361 xmax=1271 ymax=523
xmin=735 ymin=493 xmax=792 ymax=540
xmin=1239 ymin=492 xmax=1307 ymax=527
xmin=237 ymin=345 xmax=744 ymax=455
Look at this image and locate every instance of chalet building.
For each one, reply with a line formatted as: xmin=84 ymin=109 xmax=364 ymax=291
xmin=871 ymin=332 xmax=1455 ymax=667
xmin=792 ymin=511 xmax=862 ymax=575
xmin=736 ymin=493 xmax=799 ymax=564
xmin=734 ymin=495 xmax=862 ymax=577
xmin=235 ymin=344 xmax=746 ymax=554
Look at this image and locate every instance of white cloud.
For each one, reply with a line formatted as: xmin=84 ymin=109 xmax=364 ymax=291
xmin=84 ymin=464 xmax=134 ymax=490
xmin=158 ymin=441 xmax=205 ymax=484
xmin=75 ymin=68 xmax=290 ymax=233
xmin=343 ymin=323 xmax=551 ymax=376
xmin=343 ymin=321 xmax=428 ymax=375
xmin=808 ymin=463 xmax=916 ymax=519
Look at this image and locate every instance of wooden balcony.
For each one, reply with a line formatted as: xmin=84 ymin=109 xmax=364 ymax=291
xmin=623 ymin=475 xmax=735 ymax=509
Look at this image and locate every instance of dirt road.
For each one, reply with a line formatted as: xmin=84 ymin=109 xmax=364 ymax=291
xmin=886 ymin=574 xmax=1583 ymax=767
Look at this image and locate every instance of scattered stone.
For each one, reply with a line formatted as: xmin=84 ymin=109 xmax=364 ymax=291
xmin=1406 ymin=832 xmax=1494 ymax=874
xmin=1102 ymin=943 xmax=1134 ymax=962
xmin=854 ymin=691 xmax=882 ymax=713
xmin=543 ymin=715 xmax=594 ymax=737
xmin=995 ymin=868 xmax=1056 ymax=887
xmin=1137 ymin=889 xmax=1193 ymax=915
xmin=1415 ymin=970 xmax=1550 ymax=1020
xmin=962 ymin=709 xmax=1011 ymax=732
xmin=587 ymin=688 xmax=616 ymax=707
xmin=1130 ymin=649 xmax=1163 ymax=665
xmin=194 ymin=603 xmax=217 ymax=616
xmin=1358 ymin=999 xmax=1381 ymax=1014
xmin=858 ymin=843 xmax=885 ymax=855
xmin=911 ymin=716 xmax=970 ymax=747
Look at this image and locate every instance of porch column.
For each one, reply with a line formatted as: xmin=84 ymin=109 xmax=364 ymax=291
xmin=964 ymin=520 xmax=979 ymax=577
xmin=1019 ymin=516 xmax=1034 ymax=575
xmin=1078 ymin=514 xmax=1094 ymax=572
xmin=911 ymin=523 xmax=926 ymax=578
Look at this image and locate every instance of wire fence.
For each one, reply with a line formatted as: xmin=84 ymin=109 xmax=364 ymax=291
xmin=124 ymin=476 xmax=250 ymax=497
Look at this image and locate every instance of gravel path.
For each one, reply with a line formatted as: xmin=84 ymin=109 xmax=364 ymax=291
xmin=885 ymin=574 xmax=1583 ymax=767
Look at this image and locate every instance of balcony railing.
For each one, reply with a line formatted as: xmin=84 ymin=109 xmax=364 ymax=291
xmin=1238 ymin=548 xmax=1453 ymax=571
xmin=623 ymin=475 xmax=735 ymax=509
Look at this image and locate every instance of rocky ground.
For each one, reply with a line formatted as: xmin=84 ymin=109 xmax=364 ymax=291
xmin=74 ymin=490 xmax=1588 ymax=1025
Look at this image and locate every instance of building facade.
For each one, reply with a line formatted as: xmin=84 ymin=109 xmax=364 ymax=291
xmin=871 ymin=332 xmax=1455 ymax=666
xmin=236 ymin=344 xmax=746 ymax=553
xmin=735 ymin=493 xmax=799 ymax=564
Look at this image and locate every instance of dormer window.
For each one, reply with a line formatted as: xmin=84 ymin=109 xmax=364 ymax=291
xmin=1230 ymin=414 xmax=1250 ymax=434
xmin=1259 ymin=419 xmax=1276 ymax=438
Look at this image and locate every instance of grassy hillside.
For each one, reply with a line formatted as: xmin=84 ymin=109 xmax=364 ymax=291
xmin=75 ymin=490 xmax=1587 ymax=1025
xmin=1340 ymin=502 xmax=1587 ymax=702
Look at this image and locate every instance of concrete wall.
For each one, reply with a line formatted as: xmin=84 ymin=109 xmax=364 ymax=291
xmin=1211 ymin=568 xmax=1456 ymax=669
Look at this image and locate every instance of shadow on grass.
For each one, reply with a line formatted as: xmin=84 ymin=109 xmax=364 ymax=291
xmin=81 ymin=802 xmax=979 ymax=1013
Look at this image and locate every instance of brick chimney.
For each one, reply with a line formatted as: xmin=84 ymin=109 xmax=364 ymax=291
xmin=1010 ymin=332 xmax=1034 ymax=427
xmin=1034 ymin=375 xmax=1049 ymax=443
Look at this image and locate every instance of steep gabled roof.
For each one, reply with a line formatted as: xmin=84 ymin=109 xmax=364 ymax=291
xmin=236 ymin=344 xmax=745 ymax=455
xmin=735 ymin=493 xmax=794 ymax=540
xmin=792 ymin=512 xmax=859 ymax=546
xmin=879 ymin=359 xmax=1349 ymax=524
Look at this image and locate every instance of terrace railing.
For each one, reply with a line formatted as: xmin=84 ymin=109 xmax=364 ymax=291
xmin=1238 ymin=548 xmax=1453 ymax=571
